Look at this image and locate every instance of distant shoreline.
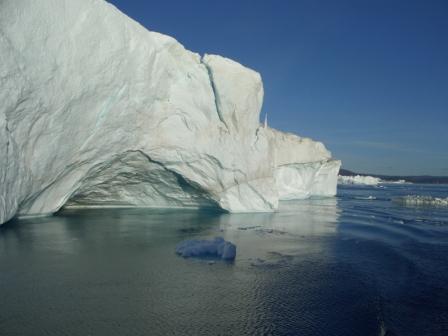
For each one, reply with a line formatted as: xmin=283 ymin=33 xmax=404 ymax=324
xmin=339 ymin=169 xmax=448 ymax=184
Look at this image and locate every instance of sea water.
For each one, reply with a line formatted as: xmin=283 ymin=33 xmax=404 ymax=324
xmin=1 ymin=184 xmax=447 ymax=335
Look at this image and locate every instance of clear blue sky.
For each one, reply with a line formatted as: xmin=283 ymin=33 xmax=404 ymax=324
xmin=108 ymin=0 xmax=448 ymax=176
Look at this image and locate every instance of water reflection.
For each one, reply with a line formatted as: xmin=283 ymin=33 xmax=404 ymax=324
xmin=218 ymin=198 xmax=341 ymax=263
xmin=0 ymin=199 xmax=344 ymax=335
xmin=1 ymin=199 xmax=342 ymax=259
xmin=1 ymin=188 xmax=446 ymax=336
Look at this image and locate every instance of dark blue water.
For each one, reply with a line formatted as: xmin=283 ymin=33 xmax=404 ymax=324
xmin=1 ymin=184 xmax=447 ymax=335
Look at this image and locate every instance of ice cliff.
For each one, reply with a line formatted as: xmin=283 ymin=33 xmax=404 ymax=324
xmin=0 ymin=0 xmax=340 ymax=225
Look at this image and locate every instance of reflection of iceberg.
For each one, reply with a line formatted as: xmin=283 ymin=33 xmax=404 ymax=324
xmin=0 ymin=215 xmax=81 ymax=255
xmin=393 ymin=196 xmax=448 ymax=207
xmin=221 ymin=198 xmax=340 ymax=235
xmin=217 ymin=198 xmax=341 ymax=260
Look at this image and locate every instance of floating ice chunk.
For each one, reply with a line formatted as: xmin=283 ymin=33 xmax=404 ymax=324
xmin=354 ymin=196 xmax=377 ymax=200
xmin=176 ymin=237 xmax=236 ymax=260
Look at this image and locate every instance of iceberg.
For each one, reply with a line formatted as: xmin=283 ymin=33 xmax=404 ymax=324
xmin=338 ymin=175 xmax=382 ymax=186
xmin=176 ymin=237 xmax=237 ymax=261
xmin=386 ymin=179 xmax=407 ymax=184
xmin=0 ymin=0 xmax=340 ymax=225
xmin=338 ymin=175 xmax=409 ymax=186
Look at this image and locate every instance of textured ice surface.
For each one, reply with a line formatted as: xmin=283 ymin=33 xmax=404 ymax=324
xmin=176 ymin=237 xmax=236 ymax=260
xmin=0 ymin=0 xmax=340 ymax=224
xmin=276 ymin=160 xmax=340 ymax=200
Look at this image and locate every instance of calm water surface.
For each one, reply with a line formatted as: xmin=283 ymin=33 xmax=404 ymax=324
xmin=1 ymin=184 xmax=447 ymax=335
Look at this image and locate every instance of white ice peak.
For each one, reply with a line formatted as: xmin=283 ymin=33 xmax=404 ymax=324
xmin=0 ymin=0 xmax=340 ymax=224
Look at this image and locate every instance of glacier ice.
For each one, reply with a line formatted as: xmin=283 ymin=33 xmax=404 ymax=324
xmin=176 ymin=237 xmax=237 ymax=261
xmin=0 ymin=0 xmax=340 ymax=225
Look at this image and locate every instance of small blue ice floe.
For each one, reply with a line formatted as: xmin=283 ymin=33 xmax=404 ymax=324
xmin=175 ymin=237 xmax=236 ymax=261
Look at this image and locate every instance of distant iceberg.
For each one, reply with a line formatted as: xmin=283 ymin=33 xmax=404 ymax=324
xmin=393 ymin=196 xmax=448 ymax=207
xmin=338 ymin=175 xmax=408 ymax=186
xmin=338 ymin=175 xmax=382 ymax=186
xmin=386 ymin=179 xmax=407 ymax=184
xmin=176 ymin=237 xmax=237 ymax=260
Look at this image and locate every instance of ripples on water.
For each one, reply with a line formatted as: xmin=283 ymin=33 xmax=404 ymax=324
xmin=1 ymin=184 xmax=447 ymax=335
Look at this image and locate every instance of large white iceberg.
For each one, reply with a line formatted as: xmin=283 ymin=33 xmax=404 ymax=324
xmin=0 ymin=0 xmax=340 ymax=225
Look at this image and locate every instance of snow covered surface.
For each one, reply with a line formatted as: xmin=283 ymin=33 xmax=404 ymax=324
xmin=0 ymin=0 xmax=340 ymax=224
xmin=176 ymin=237 xmax=237 ymax=260
xmin=394 ymin=196 xmax=448 ymax=207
